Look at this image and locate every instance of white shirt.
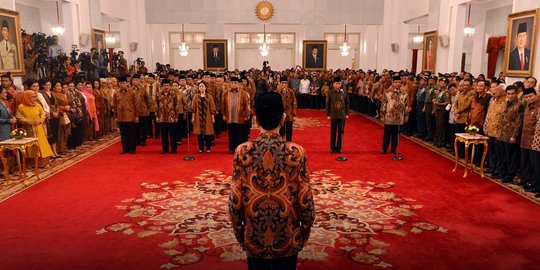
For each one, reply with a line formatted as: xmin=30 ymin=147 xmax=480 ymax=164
xmin=299 ymin=79 xmax=310 ymax=94
xmin=36 ymin=92 xmax=50 ymax=114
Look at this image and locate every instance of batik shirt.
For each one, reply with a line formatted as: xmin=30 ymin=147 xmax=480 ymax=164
xmin=229 ymin=132 xmax=315 ymax=258
xmin=496 ymin=99 xmax=525 ymax=143
xmin=156 ymin=91 xmax=178 ymax=123
xmin=381 ymin=87 xmax=409 ymax=125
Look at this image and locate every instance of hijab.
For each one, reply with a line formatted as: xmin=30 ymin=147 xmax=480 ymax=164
xmin=21 ymin=90 xmax=37 ymax=107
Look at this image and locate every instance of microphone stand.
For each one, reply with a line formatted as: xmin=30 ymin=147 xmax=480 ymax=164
xmin=336 ymin=118 xmax=347 ymax=161
xmin=392 ymin=95 xmax=405 ymax=161
xmin=184 ymin=98 xmax=195 ymax=161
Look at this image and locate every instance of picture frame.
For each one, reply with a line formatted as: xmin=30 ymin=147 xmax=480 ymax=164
xmin=302 ymin=40 xmax=327 ymax=71
xmin=422 ymin=30 xmax=438 ymax=73
xmin=0 ymin=8 xmax=25 ymax=76
xmin=503 ymin=9 xmax=539 ymax=77
xmin=203 ymin=39 xmax=228 ymax=71
xmin=91 ymin=28 xmax=106 ymax=51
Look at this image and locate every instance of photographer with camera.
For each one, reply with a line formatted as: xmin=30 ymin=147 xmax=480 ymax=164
xmin=47 ymin=36 xmax=64 ymax=58
xmin=117 ymin=51 xmax=128 ymax=77
xmin=88 ymin=48 xmax=100 ymax=80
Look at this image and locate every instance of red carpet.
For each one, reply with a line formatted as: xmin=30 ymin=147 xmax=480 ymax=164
xmin=0 ymin=110 xmax=539 ymax=270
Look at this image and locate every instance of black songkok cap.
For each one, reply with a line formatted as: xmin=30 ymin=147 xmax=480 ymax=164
xmin=179 ymin=75 xmax=187 ymax=79
xmin=518 ymin=23 xmax=527 ymax=34
xmin=147 ymin=74 xmax=155 ymax=78
xmin=161 ymin=79 xmax=170 ymax=85
xmin=230 ymin=77 xmax=240 ymax=82
xmin=392 ymin=75 xmax=401 ymax=81
xmin=523 ymin=87 xmax=536 ymax=95
xmin=333 ymin=77 xmax=342 ymax=83
xmin=280 ymin=77 xmax=288 ymax=82
xmin=255 ymin=92 xmax=284 ymax=121
xmin=132 ymin=74 xmax=141 ymax=79
xmin=118 ymin=76 xmax=127 ymax=82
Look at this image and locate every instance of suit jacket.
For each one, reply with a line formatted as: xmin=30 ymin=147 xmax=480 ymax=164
xmin=207 ymin=52 xmax=224 ymax=68
xmin=0 ymin=39 xmax=18 ymax=70
xmin=305 ymin=53 xmax=323 ymax=68
xmin=508 ymin=47 xmax=531 ymax=70
xmin=229 ymin=132 xmax=315 ymax=258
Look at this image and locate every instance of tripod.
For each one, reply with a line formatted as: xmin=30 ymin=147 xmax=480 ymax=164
xmin=336 ymin=118 xmax=348 ymax=161
xmin=183 ymin=110 xmax=195 ymax=161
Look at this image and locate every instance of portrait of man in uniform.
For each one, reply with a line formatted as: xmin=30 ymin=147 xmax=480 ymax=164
xmin=203 ymin=39 xmax=227 ymax=71
xmin=0 ymin=8 xmax=24 ymax=75
xmin=303 ymin=40 xmax=327 ymax=71
xmin=504 ymin=9 xmax=539 ymax=77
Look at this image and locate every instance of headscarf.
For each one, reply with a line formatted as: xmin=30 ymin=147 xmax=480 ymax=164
xmin=21 ymin=90 xmax=37 ymax=107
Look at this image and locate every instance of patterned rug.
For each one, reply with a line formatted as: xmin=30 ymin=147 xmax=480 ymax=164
xmin=0 ymin=132 xmax=120 ymax=202
xmin=98 ymin=170 xmax=447 ymax=269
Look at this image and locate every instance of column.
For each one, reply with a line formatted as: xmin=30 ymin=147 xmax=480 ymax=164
xmin=61 ymin=2 xmax=80 ymax=51
xmin=446 ymin=4 xmax=467 ymax=73
xmin=470 ymin=10 xmax=486 ymax=75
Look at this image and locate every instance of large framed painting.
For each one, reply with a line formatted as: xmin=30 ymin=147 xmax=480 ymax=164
xmin=0 ymin=8 xmax=25 ymax=76
xmin=503 ymin=9 xmax=539 ymax=77
xmin=422 ymin=30 xmax=438 ymax=73
xmin=203 ymin=39 xmax=228 ymax=71
xmin=303 ymin=40 xmax=327 ymax=71
xmin=91 ymin=28 xmax=106 ymax=51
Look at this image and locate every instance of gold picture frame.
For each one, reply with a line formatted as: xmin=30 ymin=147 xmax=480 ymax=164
xmin=203 ymin=39 xmax=228 ymax=71
xmin=503 ymin=9 xmax=539 ymax=77
xmin=91 ymin=28 xmax=106 ymax=51
xmin=422 ymin=30 xmax=438 ymax=73
xmin=303 ymin=40 xmax=327 ymax=71
xmin=0 ymin=8 xmax=25 ymax=76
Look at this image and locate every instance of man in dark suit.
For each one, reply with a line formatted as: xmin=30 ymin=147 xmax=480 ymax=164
xmin=306 ymin=46 xmax=323 ymax=69
xmin=508 ymin=22 xmax=531 ymax=71
xmin=207 ymin=44 xmax=224 ymax=68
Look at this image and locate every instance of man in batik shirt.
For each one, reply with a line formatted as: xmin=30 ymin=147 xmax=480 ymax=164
xmin=380 ymin=76 xmax=409 ymax=154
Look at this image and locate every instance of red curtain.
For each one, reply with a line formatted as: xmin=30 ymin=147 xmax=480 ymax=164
xmin=412 ymin=49 xmax=418 ymax=74
xmin=486 ymin=36 xmax=506 ymax=78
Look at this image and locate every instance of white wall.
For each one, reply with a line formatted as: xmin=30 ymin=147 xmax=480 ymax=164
xmin=16 ymin=3 xmax=41 ymax=33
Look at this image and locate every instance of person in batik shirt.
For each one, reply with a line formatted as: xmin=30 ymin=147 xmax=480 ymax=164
xmin=229 ymin=92 xmax=315 ymax=270
xmin=380 ymin=75 xmax=409 ymax=154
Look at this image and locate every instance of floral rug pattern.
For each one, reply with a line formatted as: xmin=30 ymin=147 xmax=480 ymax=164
xmin=98 ymin=170 xmax=447 ymax=269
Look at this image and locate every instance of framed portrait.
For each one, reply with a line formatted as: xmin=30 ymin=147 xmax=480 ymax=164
xmin=503 ymin=9 xmax=539 ymax=77
xmin=0 ymin=8 xmax=25 ymax=76
xmin=303 ymin=40 xmax=327 ymax=71
xmin=422 ymin=30 xmax=438 ymax=73
xmin=91 ymin=28 xmax=106 ymax=51
xmin=203 ymin=39 xmax=228 ymax=71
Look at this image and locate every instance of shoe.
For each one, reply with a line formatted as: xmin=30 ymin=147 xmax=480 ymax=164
xmin=517 ymin=180 xmax=528 ymax=186
xmin=491 ymin=174 xmax=502 ymax=179
xmin=211 ymin=142 xmax=216 ymax=146
xmin=390 ymin=150 xmax=397 ymax=154
xmin=161 ymin=151 xmax=169 ymax=154
xmin=171 ymin=150 xmax=177 ymax=154
xmin=206 ymin=150 xmax=211 ymax=153
xmin=141 ymin=142 xmax=147 ymax=146
xmin=177 ymin=141 xmax=182 ymax=145
xmin=424 ymin=137 xmax=432 ymax=142
xmin=535 ymin=193 xmax=540 ymax=198
xmin=198 ymin=150 xmax=203 ymax=153
xmin=129 ymin=151 xmax=136 ymax=154
xmin=524 ymin=183 xmax=535 ymax=191
xmin=501 ymin=178 xmax=514 ymax=183
xmin=229 ymin=150 xmax=234 ymax=154
xmin=120 ymin=151 xmax=128 ymax=154
xmin=380 ymin=150 xmax=387 ymax=154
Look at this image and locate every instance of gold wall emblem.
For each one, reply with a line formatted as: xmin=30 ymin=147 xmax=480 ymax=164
xmin=255 ymin=1 xmax=274 ymax=21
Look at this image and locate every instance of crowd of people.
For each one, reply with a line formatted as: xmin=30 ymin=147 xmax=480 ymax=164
xmin=1 ymin=60 xmax=539 ymax=199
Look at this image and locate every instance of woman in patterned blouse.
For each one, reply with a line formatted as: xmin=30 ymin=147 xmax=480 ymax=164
xmin=191 ymin=81 xmax=216 ymax=153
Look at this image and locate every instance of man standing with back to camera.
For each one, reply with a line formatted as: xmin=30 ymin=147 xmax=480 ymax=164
xmin=229 ymin=92 xmax=315 ymax=270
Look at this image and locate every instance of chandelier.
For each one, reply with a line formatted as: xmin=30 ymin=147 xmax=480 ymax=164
xmin=340 ymin=24 xmax=350 ymax=56
xmin=259 ymin=24 xmax=269 ymax=57
xmin=51 ymin=1 xmax=65 ymax=36
xmin=413 ymin=26 xmax=424 ymax=44
xmin=179 ymin=24 xmax=189 ymax=56
xmin=105 ymin=24 xmax=115 ymax=46
xmin=464 ymin=4 xmax=475 ymax=37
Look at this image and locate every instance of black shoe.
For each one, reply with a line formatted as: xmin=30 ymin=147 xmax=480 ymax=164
xmin=524 ymin=183 xmax=535 ymax=191
xmin=229 ymin=150 xmax=234 ymax=154
xmin=517 ymin=180 xmax=528 ymax=186
xmin=129 ymin=151 xmax=136 ymax=154
xmin=120 ymin=151 xmax=128 ymax=154
xmin=211 ymin=142 xmax=216 ymax=146
xmin=491 ymin=174 xmax=502 ymax=179
xmin=502 ymin=178 xmax=514 ymax=183
xmin=535 ymin=193 xmax=540 ymax=198
xmin=171 ymin=150 xmax=177 ymax=154
xmin=141 ymin=142 xmax=147 ymax=146
xmin=424 ymin=137 xmax=432 ymax=142
xmin=390 ymin=150 xmax=397 ymax=154
xmin=161 ymin=151 xmax=169 ymax=154
xmin=380 ymin=150 xmax=387 ymax=154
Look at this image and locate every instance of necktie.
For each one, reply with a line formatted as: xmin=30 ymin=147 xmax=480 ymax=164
xmin=520 ymin=53 xmax=524 ymax=70
xmin=214 ymin=53 xmax=218 ymax=61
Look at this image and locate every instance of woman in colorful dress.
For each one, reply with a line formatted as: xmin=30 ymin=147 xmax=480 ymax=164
xmin=40 ymin=78 xmax=60 ymax=158
xmin=82 ymin=81 xmax=99 ymax=140
xmin=191 ymin=81 xmax=216 ymax=153
xmin=0 ymin=87 xmax=15 ymax=141
xmin=53 ymin=83 xmax=72 ymax=154
xmin=92 ymin=79 xmax=106 ymax=138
